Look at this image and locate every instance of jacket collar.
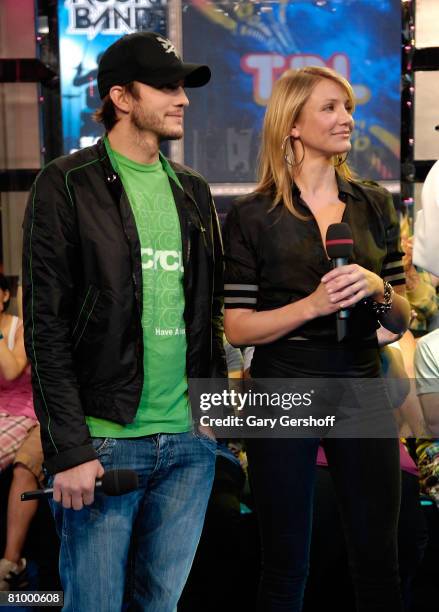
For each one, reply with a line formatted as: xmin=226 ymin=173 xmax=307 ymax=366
xmin=292 ymin=171 xmax=361 ymax=204
xmin=96 ymin=137 xmax=117 ymax=182
xmin=100 ymin=135 xmax=184 ymax=190
xmin=335 ymin=173 xmax=361 ymax=200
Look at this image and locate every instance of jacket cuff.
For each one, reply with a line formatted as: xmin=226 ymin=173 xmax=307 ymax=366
xmin=43 ymin=444 xmax=98 ymax=475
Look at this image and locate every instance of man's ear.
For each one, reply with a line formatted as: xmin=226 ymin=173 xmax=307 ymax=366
xmin=109 ymin=86 xmax=131 ymax=114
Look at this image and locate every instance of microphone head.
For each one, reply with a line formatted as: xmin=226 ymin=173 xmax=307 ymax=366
xmin=101 ymin=469 xmax=139 ymax=496
xmin=325 ymin=223 xmax=354 ymax=259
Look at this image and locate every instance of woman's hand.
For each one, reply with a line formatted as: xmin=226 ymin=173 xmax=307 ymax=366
xmin=307 ymin=281 xmax=346 ymax=318
xmin=318 ymin=264 xmax=384 ymax=311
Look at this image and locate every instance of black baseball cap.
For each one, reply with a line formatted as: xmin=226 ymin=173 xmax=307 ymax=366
xmin=97 ymin=31 xmax=211 ymax=99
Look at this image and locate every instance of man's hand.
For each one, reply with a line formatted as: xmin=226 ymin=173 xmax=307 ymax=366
xmin=53 ymin=459 xmax=105 ymax=510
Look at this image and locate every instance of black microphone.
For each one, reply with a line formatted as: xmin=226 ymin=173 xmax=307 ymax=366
xmin=325 ymin=223 xmax=354 ymax=342
xmin=21 ymin=469 xmax=139 ymax=501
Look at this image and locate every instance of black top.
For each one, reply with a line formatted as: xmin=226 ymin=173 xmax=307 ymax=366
xmin=223 ymin=174 xmax=405 ymax=344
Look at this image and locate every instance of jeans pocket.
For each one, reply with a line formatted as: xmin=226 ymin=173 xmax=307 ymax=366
xmin=192 ymin=430 xmax=218 ymax=454
xmin=91 ymin=437 xmax=115 ymax=457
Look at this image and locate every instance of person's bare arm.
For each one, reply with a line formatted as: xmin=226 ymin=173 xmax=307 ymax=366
xmin=419 ymin=394 xmax=439 ymax=436
xmin=396 ymin=330 xmax=428 ymax=437
xmin=376 ymin=326 xmax=403 ymax=347
xmin=225 ymin=281 xmax=342 ymax=346
xmin=0 ymin=324 xmax=28 ymax=380
xmin=226 ymin=264 xmax=410 ymax=347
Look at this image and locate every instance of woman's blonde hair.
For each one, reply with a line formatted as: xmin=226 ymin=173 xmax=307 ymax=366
xmin=255 ymin=66 xmax=355 ymax=218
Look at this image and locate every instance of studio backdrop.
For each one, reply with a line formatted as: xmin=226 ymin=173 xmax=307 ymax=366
xmin=57 ymin=0 xmax=401 ymax=183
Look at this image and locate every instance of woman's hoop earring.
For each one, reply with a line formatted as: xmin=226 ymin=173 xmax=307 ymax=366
xmin=282 ymin=135 xmax=305 ymax=168
xmin=334 ymin=152 xmax=349 ymax=167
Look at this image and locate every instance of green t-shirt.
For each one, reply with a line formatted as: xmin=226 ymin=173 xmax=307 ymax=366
xmin=86 ymin=140 xmax=191 ymax=437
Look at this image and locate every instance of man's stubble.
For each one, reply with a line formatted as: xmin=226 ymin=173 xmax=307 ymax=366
xmin=130 ymin=100 xmax=183 ymax=143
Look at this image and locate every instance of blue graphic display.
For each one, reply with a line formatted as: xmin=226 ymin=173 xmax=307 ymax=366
xmin=57 ymin=1 xmax=401 ymax=183
xmin=182 ymin=0 xmax=401 ymax=182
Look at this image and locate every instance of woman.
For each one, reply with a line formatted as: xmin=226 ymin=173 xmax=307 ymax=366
xmin=0 ymin=274 xmax=43 ymax=590
xmin=223 ymin=67 xmax=411 ymax=611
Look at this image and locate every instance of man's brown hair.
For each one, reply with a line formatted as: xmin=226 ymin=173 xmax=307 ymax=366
xmin=93 ymin=82 xmax=140 ymax=132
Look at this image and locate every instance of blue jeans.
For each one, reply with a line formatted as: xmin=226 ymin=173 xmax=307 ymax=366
xmin=48 ymin=431 xmax=216 ymax=612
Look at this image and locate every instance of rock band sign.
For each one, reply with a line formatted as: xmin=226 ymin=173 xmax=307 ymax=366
xmin=65 ymin=0 xmax=166 ymax=40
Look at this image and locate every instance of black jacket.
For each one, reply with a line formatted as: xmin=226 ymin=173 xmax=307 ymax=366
xmin=22 ymin=139 xmax=226 ymax=475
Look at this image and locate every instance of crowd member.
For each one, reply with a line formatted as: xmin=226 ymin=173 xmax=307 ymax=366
xmin=304 ymin=439 xmax=427 ymax=612
xmin=224 ymin=335 xmax=244 ymax=378
xmin=427 ymin=274 xmax=439 ymax=333
xmin=22 ymin=32 xmax=226 ymax=611
xmin=415 ymin=329 xmax=439 ymax=436
xmin=391 ymin=330 xmax=427 ymax=439
xmin=400 ymin=215 xmax=438 ymax=337
xmin=0 ymin=274 xmax=43 ymax=590
xmin=415 ymin=329 xmax=439 ymax=507
xmin=413 ymin=159 xmax=439 ymax=276
xmin=395 ymin=214 xmax=437 ymax=437
xmin=223 ymin=66 xmax=410 ymax=611
xmin=180 ymin=336 xmax=247 ymax=612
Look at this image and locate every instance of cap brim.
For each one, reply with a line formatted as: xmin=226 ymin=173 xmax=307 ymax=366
xmin=140 ymin=64 xmax=211 ymax=89
xmin=181 ymin=64 xmax=211 ymax=88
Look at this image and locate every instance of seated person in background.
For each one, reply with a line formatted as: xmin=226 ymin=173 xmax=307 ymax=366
xmin=223 ymin=334 xmax=244 ymax=378
xmin=427 ymin=273 xmax=439 ymax=333
xmin=385 ymin=329 xmax=427 ymax=438
xmin=304 ymin=437 xmax=428 ymax=612
xmin=400 ymin=215 xmax=438 ymax=337
xmin=0 ymin=273 xmax=43 ymax=590
xmin=415 ymin=329 xmax=439 ymax=507
xmin=179 ymin=337 xmax=247 ymax=612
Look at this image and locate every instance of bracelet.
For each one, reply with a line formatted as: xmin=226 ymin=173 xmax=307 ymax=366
xmin=363 ymin=280 xmax=394 ymax=317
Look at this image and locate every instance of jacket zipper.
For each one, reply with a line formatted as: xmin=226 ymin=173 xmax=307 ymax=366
xmin=117 ymin=186 xmax=144 ymax=406
xmin=184 ymin=190 xmax=208 ymax=248
xmin=184 ymin=191 xmax=215 ymax=367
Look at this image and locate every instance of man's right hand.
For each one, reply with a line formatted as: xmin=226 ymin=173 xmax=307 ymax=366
xmin=53 ymin=459 xmax=105 ymax=510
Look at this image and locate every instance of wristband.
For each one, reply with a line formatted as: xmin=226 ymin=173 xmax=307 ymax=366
xmin=363 ymin=280 xmax=394 ymax=317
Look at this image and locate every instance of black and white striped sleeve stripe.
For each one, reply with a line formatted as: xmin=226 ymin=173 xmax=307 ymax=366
xmin=378 ymin=191 xmax=406 ymax=287
xmin=382 ymin=255 xmax=405 ymax=286
xmin=224 ymin=283 xmax=258 ymax=309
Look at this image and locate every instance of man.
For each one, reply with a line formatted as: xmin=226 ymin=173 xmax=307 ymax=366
xmin=22 ymin=32 xmax=226 ymax=611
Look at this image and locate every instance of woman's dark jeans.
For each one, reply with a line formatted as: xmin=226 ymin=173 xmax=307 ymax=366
xmin=246 ymin=436 xmax=403 ymax=612
xmin=247 ymin=340 xmax=403 ymax=611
